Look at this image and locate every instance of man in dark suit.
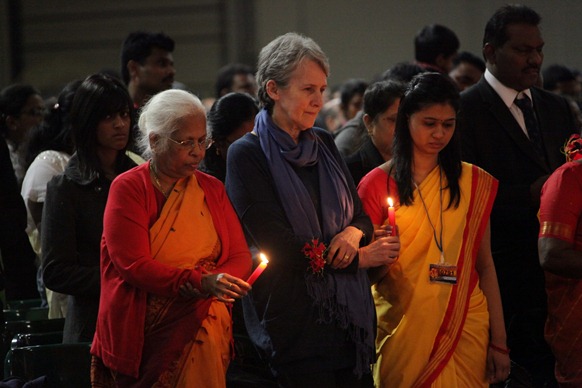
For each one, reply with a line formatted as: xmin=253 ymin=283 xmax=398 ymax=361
xmin=457 ymin=4 xmax=577 ymax=386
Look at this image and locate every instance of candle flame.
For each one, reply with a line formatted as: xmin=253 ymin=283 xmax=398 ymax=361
xmin=259 ymin=252 xmax=269 ymax=264
xmin=387 ymin=197 xmax=394 ymax=207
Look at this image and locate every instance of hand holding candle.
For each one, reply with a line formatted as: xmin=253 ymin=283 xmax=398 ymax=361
xmin=387 ymin=197 xmax=396 ymax=236
xmin=247 ymin=253 xmax=269 ymax=285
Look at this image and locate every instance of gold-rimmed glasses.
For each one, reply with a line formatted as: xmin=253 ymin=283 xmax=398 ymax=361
xmin=164 ymin=136 xmax=214 ymax=151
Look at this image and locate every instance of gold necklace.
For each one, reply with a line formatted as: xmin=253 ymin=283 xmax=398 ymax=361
xmin=150 ymin=162 xmax=171 ymax=198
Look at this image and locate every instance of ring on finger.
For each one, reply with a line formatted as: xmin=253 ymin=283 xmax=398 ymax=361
xmin=343 ymin=254 xmax=350 ymax=260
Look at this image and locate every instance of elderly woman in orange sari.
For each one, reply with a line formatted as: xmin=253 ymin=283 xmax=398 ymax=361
xmin=90 ymin=89 xmax=252 ymax=387
xmin=538 ymin=134 xmax=582 ymax=387
xmin=357 ymin=73 xmax=510 ymax=387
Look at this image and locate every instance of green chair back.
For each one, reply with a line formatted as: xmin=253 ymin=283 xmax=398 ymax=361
xmin=3 ymin=307 xmax=49 ymax=322
xmin=4 ymin=343 xmax=92 ymax=388
xmin=4 ymin=318 xmax=65 ymax=339
xmin=0 ymin=318 xmax=65 ymax=379
xmin=11 ymin=331 xmax=63 ymax=350
xmin=5 ymin=299 xmax=42 ymax=310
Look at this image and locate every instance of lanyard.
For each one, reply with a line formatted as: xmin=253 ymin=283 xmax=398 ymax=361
xmin=413 ymin=166 xmax=445 ymax=264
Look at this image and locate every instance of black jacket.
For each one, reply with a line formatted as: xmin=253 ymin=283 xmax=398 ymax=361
xmin=0 ymin=138 xmax=38 ymax=301
xmin=344 ymin=136 xmax=385 ymax=186
xmin=41 ymin=153 xmax=136 ymax=343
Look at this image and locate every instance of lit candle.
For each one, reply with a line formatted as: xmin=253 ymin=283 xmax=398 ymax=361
xmin=247 ymin=253 xmax=269 ymax=285
xmin=387 ymin=197 xmax=396 ymax=236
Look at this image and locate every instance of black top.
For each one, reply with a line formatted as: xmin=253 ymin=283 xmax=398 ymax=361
xmin=333 ymin=112 xmax=367 ymax=157
xmin=344 ymin=136 xmax=385 ymax=186
xmin=199 ymin=144 xmax=226 ymax=183
xmin=42 ymin=153 xmax=136 ymax=343
xmin=0 ymin=137 xmax=38 ymax=301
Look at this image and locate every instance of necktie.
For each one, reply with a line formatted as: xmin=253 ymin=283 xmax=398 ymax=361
xmin=514 ymin=94 xmax=544 ymax=156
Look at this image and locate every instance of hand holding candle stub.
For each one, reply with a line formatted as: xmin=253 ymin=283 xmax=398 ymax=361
xmin=247 ymin=253 xmax=269 ymax=285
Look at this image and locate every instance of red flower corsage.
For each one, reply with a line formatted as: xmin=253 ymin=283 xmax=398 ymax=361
xmin=564 ymin=133 xmax=582 ymax=162
xmin=302 ymin=238 xmax=328 ymax=275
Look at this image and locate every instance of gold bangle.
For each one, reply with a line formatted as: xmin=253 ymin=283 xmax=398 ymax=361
xmin=352 ymin=226 xmax=365 ymax=240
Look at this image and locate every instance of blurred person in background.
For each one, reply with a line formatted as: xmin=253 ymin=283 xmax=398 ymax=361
xmin=42 ymin=73 xmax=137 ymax=343
xmin=199 ymin=92 xmax=258 ymax=183
xmin=21 ymin=79 xmax=82 ymax=317
xmin=449 ymin=51 xmax=485 ymax=91
xmin=0 ymin=84 xmax=45 ymax=186
xmin=345 ymin=80 xmax=405 ymax=185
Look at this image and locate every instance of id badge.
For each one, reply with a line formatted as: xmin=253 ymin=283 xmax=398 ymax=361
xmin=429 ymin=263 xmax=457 ymax=285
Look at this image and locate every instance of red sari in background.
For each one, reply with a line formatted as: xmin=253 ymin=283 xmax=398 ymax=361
xmin=539 ymin=160 xmax=582 ymax=387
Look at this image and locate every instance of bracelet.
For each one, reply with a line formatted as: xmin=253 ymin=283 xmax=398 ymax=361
xmin=489 ymin=343 xmax=510 ymax=355
xmin=352 ymin=226 xmax=366 ymax=241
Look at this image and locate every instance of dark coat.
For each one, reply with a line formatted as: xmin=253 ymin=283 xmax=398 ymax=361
xmin=0 ymin=138 xmax=38 ymax=301
xmin=344 ymin=136 xmax=385 ymax=186
xmin=41 ymin=154 xmax=136 ymax=343
xmin=334 ymin=111 xmax=366 ymax=157
xmin=226 ymin=129 xmax=373 ymax=375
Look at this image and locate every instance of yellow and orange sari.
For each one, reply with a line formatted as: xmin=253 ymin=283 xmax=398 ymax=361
xmin=359 ymin=163 xmax=497 ymax=387
xmin=147 ymin=176 xmax=231 ymax=387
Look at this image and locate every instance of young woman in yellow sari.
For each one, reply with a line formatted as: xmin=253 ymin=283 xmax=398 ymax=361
xmin=358 ymin=73 xmax=510 ymax=387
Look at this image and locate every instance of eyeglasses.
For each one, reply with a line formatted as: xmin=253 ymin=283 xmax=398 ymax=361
xmin=164 ymin=136 xmax=214 ymax=151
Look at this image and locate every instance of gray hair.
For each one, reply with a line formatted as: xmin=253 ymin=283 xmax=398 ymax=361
xmin=256 ymin=32 xmax=330 ymax=112
xmin=137 ymin=89 xmax=205 ymax=157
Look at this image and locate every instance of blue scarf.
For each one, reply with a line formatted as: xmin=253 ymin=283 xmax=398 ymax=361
xmin=255 ymin=109 xmax=374 ymax=377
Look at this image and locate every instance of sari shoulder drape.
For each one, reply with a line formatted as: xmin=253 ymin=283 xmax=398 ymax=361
xmin=150 ymin=174 xmax=220 ymax=269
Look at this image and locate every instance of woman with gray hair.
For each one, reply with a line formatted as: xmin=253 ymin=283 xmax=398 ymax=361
xmin=226 ymin=32 xmax=399 ymax=387
xmin=90 ymin=89 xmax=252 ymax=387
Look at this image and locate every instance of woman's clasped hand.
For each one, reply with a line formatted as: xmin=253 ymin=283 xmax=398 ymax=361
xmin=179 ymin=273 xmax=250 ymax=303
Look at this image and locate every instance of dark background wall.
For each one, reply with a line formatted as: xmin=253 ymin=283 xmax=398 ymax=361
xmin=1 ymin=0 xmax=580 ymax=98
